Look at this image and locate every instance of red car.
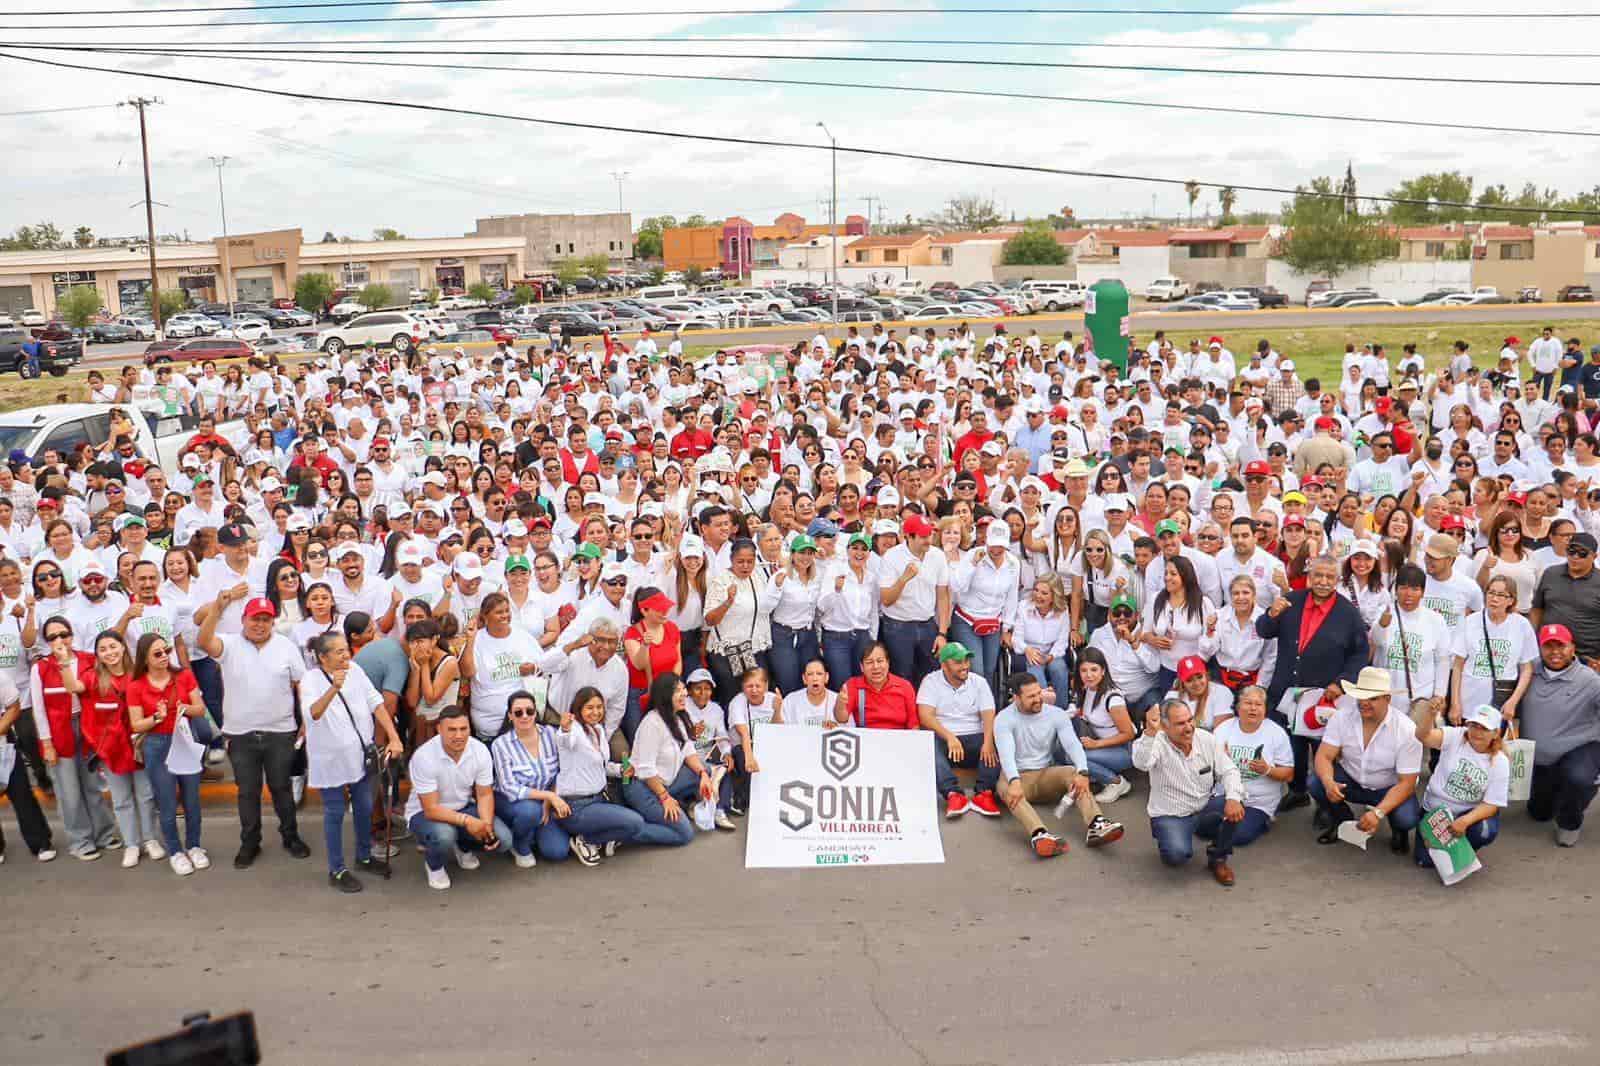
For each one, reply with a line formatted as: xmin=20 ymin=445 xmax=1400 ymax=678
xmin=490 ymin=325 xmax=524 ymax=344
xmin=146 ymin=337 xmax=255 ymax=364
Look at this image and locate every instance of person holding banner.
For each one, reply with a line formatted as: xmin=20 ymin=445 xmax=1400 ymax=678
xmin=916 ymin=643 xmax=1001 ymax=819
xmin=1310 ymin=667 xmax=1424 ymax=853
xmin=1408 ymin=702 xmax=1509 ymax=867
xmin=994 ymin=674 xmax=1125 ymax=858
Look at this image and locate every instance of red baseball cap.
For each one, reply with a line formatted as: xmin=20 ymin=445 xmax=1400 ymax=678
xmin=1505 ymin=491 xmax=1528 ymax=506
xmin=1438 ymin=514 xmax=1467 ymax=532
xmin=1539 ymin=623 xmax=1573 ymax=645
xmin=902 ymin=515 xmax=935 ymax=538
xmin=1177 ymin=655 xmax=1207 ymax=682
xmin=1314 ymin=416 xmax=1337 ymax=431
xmin=1505 ymin=336 xmax=1521 ymax=346
xmin=1374 ymin=397 xmax=1393 ymax=413
xmin=243 ymin=597 xmax=277 ymax=619
xmin=1244 ymin=460 xmax=1271 ymax=477
xmin=1282 ymin=514 xmax=1306 ymax=528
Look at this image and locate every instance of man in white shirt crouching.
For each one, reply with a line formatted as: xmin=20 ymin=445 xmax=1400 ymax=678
xmin=405 ymin=707 xmax=512 ymax=890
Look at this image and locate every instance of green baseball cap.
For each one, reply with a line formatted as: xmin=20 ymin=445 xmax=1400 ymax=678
xmin=504 ymin=553 xmax=532 ymax=573
xmin=574 ymin=542 xmax=603 ymax=561
xmin=1110 ymin=593 xmax=1138 ymax=612
xmin=937 ymin=642 xmax=974 ymax=663
xmin=848 ymin=532 xmax=872 ymax=550
xmin=788 ymin=533 xmax=817 ymax=553
xmin=1154 ymin=519 xmax=1183 ymax=537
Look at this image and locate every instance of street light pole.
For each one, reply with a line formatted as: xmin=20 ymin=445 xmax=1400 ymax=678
xmin=816 ymin=122 xmax=837 ymax=338
xmin=610 ymin=170 xmax=628 ymax=213
xmin=210 ymin=155 xmax=232 ymax=315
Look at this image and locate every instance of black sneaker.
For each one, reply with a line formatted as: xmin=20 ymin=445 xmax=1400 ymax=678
xmin=355 ymin=857 xmax=390 ymax=877
xmin=233 ymin=844 xmax=261 ymax=869
xmin=329 ymin=869 xmax=363 ymax=894
xmin=569 ymin=836 xmax=601 ymax=867
xmin=1389 ymin=828 xmax=1410 ymax=855
xmin=284 ymin=837 xmax=312 ymax=859
xmin=1279 ymin=791 xmax=1311 ymax=812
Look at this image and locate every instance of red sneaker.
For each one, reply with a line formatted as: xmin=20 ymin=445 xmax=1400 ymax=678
xmin=944 ymin=791 xmax=970 ymax=819
xmin=1030 ymin=831 xmax=1069 ymax=859
xmin=969 ymin=791 xmax=1002 ymax=817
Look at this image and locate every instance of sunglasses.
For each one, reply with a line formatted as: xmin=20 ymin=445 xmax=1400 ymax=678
xmin=509 ymin=708 xmax=537 ymax=719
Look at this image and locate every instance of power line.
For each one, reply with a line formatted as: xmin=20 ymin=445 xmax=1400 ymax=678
xmin=51 ymin=45 xmax=1600 ymax=141
xmin=0 ymin=102 xmax=122 ymax=117
xmin=8 ymin=4 xmax=1598 ymax=31
xmin=9 ymin=42 xmax=1592 ymax=88
xmin=3 ymin=49 xmax=1595 ymax=219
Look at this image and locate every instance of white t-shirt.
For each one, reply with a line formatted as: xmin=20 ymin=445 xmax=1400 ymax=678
xmin=878 ymin=544 xmax=950 ymax=622
xmin=915 ymin=669 xmax=996 ymax=736
xmin=1451 ymin=612 xmax=1538 ymax=713
xmin=779 ymin=689 xmax=836 ymax=729
xmin=468 ymin=628 xmax=542 ymax=737
xmin=403 ymin=734 xmax=494 ymax=821
xmin=66 ymin=590 xmax=131 ymax=653
xmin=301 ymin=664 xmax=384 ymax=789
xmin=1213 ymin=716 xmax=1294 ymax=817
xmin=726 ymin=690 xmax=780 ymax=739
xmin=215 ymin=632 xmax=306 ymax=734
xmin=1422 ymin=572 xmax=1483 ymax=635
xmin=195 ymin=556 xmax=270 ymax=636
xmin=1422 ymin=726 xmax=1510 ymax=816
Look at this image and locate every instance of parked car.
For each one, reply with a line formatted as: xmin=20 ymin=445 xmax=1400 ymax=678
xmin=147 ymin=337 xmax=255 ymax=364
xmin=1235 ymin=285 xmax=1288 ymax=308
xmin=215 ymin=318 xmax=272 ymax=343
xmin=1517 ymin=286 xmax=1543 ymax=303
xmin=1405 ymin=287 xmax=1467 ymax=306
xmin=327 ymin=301 xmax=369 ymax=322
xmin=1309 ymin=287 xmax=1375 ymax=308
xmin=254 ymin=335 xmax=307 ymax=357
xmin=907 ymin=303 xmax=964 ymax=320
xmin=1024 ymin=282 xmax=1087 ymax=310
xmin=1558 ymin=284 xmax=1594 ymax=303
xmin=316 ymin=311 xmax=425 ymax=354
xmin=1461 ymin=292 xmax=1511 ymax=305
xmin=1338 ymin=297 xmax=1402 ymax=309
xmin=261 ymin=306 xmax=313 ymax=328
xmin=0 ymin=403 xmax=244 ymax=471
xmin=164 ymin=313 xmax=220 ymax=338
xmin=1161 ymin=299 xmax=1225 ymax=312
xmin=19 ymin=309 xmax=47 ymax=327
xmin=1144 ymin=277 xmax=1191 ymax=302
xmin=0 ymin=327 xmax=79 ymax=376
xmin=1302 ymin=279 xmax=1333 ymax=305
xmin=114 ymin=316 xmax=157 ymax=340
xmin=86 ymin=321 xmax=140 ymax=344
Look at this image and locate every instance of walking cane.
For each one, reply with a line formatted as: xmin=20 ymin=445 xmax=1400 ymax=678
xmin=379 ymin=752 xmax=394 ymax=881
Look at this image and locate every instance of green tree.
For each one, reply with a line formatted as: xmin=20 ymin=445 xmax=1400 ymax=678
xmin=1386 ymin=171 xmax=1476 ymax=224
xmin=295 ymin=272 xmax=336 ymax=313
xmin=1217 ymin=186 xmax=1238 ymax=226
xmin=1000 ymin=222 xmax=1068 ymax=266
xmin=580 ymin=252 xmax=611 ymax=279
xmin=425 ymin=286 xmax=441 ymax=306
xmin=0 ymin=222 xmax=64 ymax=251
xmin=1276 ymin=176 xmax=1399 ymax=277
xmin=320 ymin=231 xmax=338 ymax=243
xmin=73 ymin=226 xmax=94 ymax=248
xmin=552 ymin=258 xmax=585 ymax=290
xmin=371 ymin=227 xmax=406 ymax=241
xmin=1184 ymin=181 xmax=1201 ymax=223
xmin=683 ymin=214 xmax=710 ymax=228
xmin=58 ymin=286 xmax=103 ymax=330
xmin=633 ymin=214 xmax=678 ymax=259
xmin=467 ymin=281 xmax=497 ymax=303
xmin=682 ymin=265 xmax=705 ymax=287
xmin=512 ymin=284 xmax=536 ymax=306
xmin=358 ymin=283 xmax=395 ymax=310
xmin=941 ymin=194 xmax=1002 ymax=231
xmin=157 ymin=289 xmax=189 ymax=321
xmin=646 ymin=265 xmax=666 ymax=284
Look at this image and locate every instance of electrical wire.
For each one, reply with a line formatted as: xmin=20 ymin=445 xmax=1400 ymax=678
xmin=8 ymin=5 xmax=1599 ymax=31
xmin=48 ymin=44 xmax=1600 ymax=142
xmin=4 ymin=48 xmax=1595 ymax=220
xmin=0 ymin=102 xmax=121 ymax=117
xmin=8 ymin=42 xmax=1595 ymax=88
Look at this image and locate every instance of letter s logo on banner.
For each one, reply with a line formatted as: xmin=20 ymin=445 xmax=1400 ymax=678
xmin=822 ymin=730 xmax=861 ymax=781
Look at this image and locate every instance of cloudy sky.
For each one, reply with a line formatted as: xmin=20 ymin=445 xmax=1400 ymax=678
xmin=2 ymin=0 xmax=1596 ymax=244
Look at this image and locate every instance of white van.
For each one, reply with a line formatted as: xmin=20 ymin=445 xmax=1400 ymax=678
xmin=894 ymin=279 xmax=926 ymax=297
xmin=637 ymin=283 xmax=690 ymax=301
xmin=1021 ymin=280 xmax=1086 ymax=310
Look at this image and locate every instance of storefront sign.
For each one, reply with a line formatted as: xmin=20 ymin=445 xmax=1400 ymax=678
xmin=51 ymin=270 xmax=97 ymax=284
xmin=744 ymin=725 xmax=943 ymax=869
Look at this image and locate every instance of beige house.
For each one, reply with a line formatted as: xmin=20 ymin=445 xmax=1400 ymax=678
xmin=847 ymin=233 xmax=933 ymax=267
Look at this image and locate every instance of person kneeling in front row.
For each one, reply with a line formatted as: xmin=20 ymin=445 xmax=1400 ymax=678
xmin=405 ymin=706 xmax=513 ymax=890
xmin=1310 ymin=666 xmax=1422 ymax=854
xmin=1132 ymin=699 xmax=1247 ymax=887
xmin=994 ymin=674 xmax=1124 ymax=858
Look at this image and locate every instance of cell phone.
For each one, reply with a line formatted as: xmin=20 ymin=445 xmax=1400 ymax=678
xmin=1251 ymin=745 xmax=1264 ymax=760
xmin=106 ymin=1011 xmax=260 ymax=1066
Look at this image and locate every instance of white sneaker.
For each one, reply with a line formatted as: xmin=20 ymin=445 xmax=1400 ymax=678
xmin=37 ymin=849 xmax=56 ymax=862
xmin=1094 ymin=777 xmax=1133 ymax=805
xmin=1556 ymin=827 xmax=1581 ymax=848
xmin=372 ymin=841 xmax=402 ymax=861
xmin=426 ymin=865 xmax=451 ymax=890
xmin=169 ymin=852 xmax=195 ymax=876
xmin=188 ymin=847 xmax=211 ymax=870
xmin=204 ymin=747 xmax=226 ymax=766
xmin=513 ymin=851 xmax=537 ymax=869
xmin=454 ymin=847 xmax=480 ymax=870
xmin=714 ymin=810 xmax=737 ymax=831
xmin=143 ymin=840 xmax=166 ymax=861
xmin=121 ymin=846 xmax=141 ymax=869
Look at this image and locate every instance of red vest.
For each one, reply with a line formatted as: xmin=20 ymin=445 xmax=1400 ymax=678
xmin=79 ymin=666 xmax=137 ymax=775
xmin=559 ymin=447 xmax=600 ymax=485
xmin=34 ymin=652 xmax=94 ymax=757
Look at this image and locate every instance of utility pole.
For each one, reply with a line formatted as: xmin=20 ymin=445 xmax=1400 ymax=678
xmin=609 ymin=170 xmax=628 ymax=213
xmin=122 ymin=96 xmax=164 ymax=335
xmin=817 ymin=122 xmax=838 ymax=336
xmin=210 ymin=155 xmax=232 ymax=315
xmin=862 ymin=194 xmax=880 ymax=236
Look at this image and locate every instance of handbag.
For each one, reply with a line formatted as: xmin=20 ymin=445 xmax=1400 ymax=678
xmin=323 ymin=669 xmax=382 ymax=778
xmin=956 ymin=609 xmax=1003 ymax=638
xmin=1503 ymin=721 xmax=1536 ymax=803
xmin=1481 ymin=612 xmax=1518 ymax=709
xmin=713 ymin=578 xmax=760 ymax=675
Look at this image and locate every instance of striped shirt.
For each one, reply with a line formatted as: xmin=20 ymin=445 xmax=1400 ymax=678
xmin=1132 ymin=728 xmax=1245 ymax=818
xmin=490 ymin=726 xmax=561 ymax=806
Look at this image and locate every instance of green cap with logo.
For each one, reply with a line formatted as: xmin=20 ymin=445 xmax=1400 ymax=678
xmin=574 ymin=542 xmax=603 ymax=561
xmin=788 ymin=533 xmax=817 ymax=553
xmin=848 ymin=532 xmax=872 ymax=549
xmin=504 ymin=553 xmax=531 ymax=573
xmin=1154 ymin=518 xmax=1183 ymax=537
xmin=1109 ymin=593 xmax=1138 ymax=612
xmin=937 ymin=642 xmax=974 ymax=663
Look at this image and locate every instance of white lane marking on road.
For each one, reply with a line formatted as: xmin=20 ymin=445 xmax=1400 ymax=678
xmin=1079 ymin=1030 xmax=1586 ymax=1066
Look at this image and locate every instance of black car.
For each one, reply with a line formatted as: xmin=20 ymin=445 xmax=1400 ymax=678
xmin=87 ymin=321 xmax=139 ymax=343
xmin=1237 ymin=286 xmax=1288 ymax=308
xmin=1558 ymin=285 xmax=1595 ymax=303
xmin=464 ymin=309 xmax=506 ymax=327
xmin=528 ymin=311 xmax=607 ymax=336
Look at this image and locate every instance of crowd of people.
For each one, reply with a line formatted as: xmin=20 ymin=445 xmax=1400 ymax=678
xmin=2 ymin=318 xmax=1599 ymax=891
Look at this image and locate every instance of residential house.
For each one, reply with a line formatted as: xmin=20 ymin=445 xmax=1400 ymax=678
xmin=1167 ymin=226 xmax=1278 ymax=288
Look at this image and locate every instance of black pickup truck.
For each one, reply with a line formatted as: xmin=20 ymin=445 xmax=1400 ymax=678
xmin=0 ymin=326 xmax=80 ymax=377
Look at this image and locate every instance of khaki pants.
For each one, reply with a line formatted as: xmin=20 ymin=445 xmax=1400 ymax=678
xmin=1004 ymin=767 xmax=1102 ymax=835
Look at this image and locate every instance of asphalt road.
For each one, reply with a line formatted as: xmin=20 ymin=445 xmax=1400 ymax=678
xmin=5 ymin=794 xmax=1595 ymax=1065
xmin=73 ymin=301 xmax=1600 ymax=369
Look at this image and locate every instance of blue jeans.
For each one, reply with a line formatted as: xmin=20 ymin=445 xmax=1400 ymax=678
xmin=822 ymin=628 xmax=872 ymax=691
xmin=189 ymin=656 xmax=225 ymax=738
xmin=1413 ymin=814 xmax=1499 ymax=864
xmin=1151 ymin=808 xmax=1237 ymax=865
xmin=320 ymin=773 xmax=374 ymax=874
xmin=768 ymin=621 xmax=819 ymax=697
xmin=933 ymin=732 xmax=1001 ymax=798
xmin=1083 ymin=742 xmax=1134 ymax=787
xmin=1309 ymin=764 xmax=1421 ymax=832
xmin=1018 ymin=652 xmax=1074 ymax=704
xmin=1126 ymin=680 xmax=1165 ymax=715
xmin=556 ymin=794 xmax=645 ymax=845
xmin=621 ymin=764 xmax=700 ymax=846
xmin=142 ymin=732 xmax=203 ymax=854
xmin=1195 ymin=795 xmax=1272 ymax=849
xmin=408 ymin=799 xmax=513 ymax=872
xmin=948 ymin=616 xmax=1003 ymax=695
xmin=879 ymin=615 xmax=938 ymax=688
xmin=622 ymin=689 xmax=646 ymax=746
xmin=1527 ymin=741 xmax=1600 ymax=832
xmin=500 ymin=794 xmax=572 ymax=861
xmin=1151 ymin=666 xmax=1176 ymax=701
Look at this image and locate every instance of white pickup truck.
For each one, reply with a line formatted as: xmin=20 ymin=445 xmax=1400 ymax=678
xmin=0 ymin=403 xmax=245 ymax=472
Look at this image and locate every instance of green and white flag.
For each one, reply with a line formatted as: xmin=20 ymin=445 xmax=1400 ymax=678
xmin=1418 ymin=807 xmax=1482 ymax=886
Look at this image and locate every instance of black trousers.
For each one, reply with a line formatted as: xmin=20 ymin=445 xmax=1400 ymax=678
xmin=1 ymin=743 xmax=53 ymax=855
xmin=226 ymin=730 xmax=301 ymax=849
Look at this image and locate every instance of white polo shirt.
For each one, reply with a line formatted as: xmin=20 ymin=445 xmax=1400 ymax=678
xmin=1322 ymin=703 xmax=1424 ymax=791
xmin=403 ymin=733 xmax=494 ymax=820
xmin=878 ymin=543 xmax=949 ymax=623
xmin=215 ymin=631 xmax=306 ymax=734
xmin=915 ymin=668 xmax=996 ymax=736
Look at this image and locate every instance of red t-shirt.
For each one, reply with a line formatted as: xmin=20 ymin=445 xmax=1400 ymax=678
xmin=840 ymin=674 xmax=919 ymax=730
xmin=125 ymin=670 xmax=200 ymax=738
xmin=623 ymin=621 xmax=683 ymax=693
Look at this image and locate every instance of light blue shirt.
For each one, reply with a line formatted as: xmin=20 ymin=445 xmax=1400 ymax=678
xmin=994 ymin=702 xmax=1086 ymax=781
